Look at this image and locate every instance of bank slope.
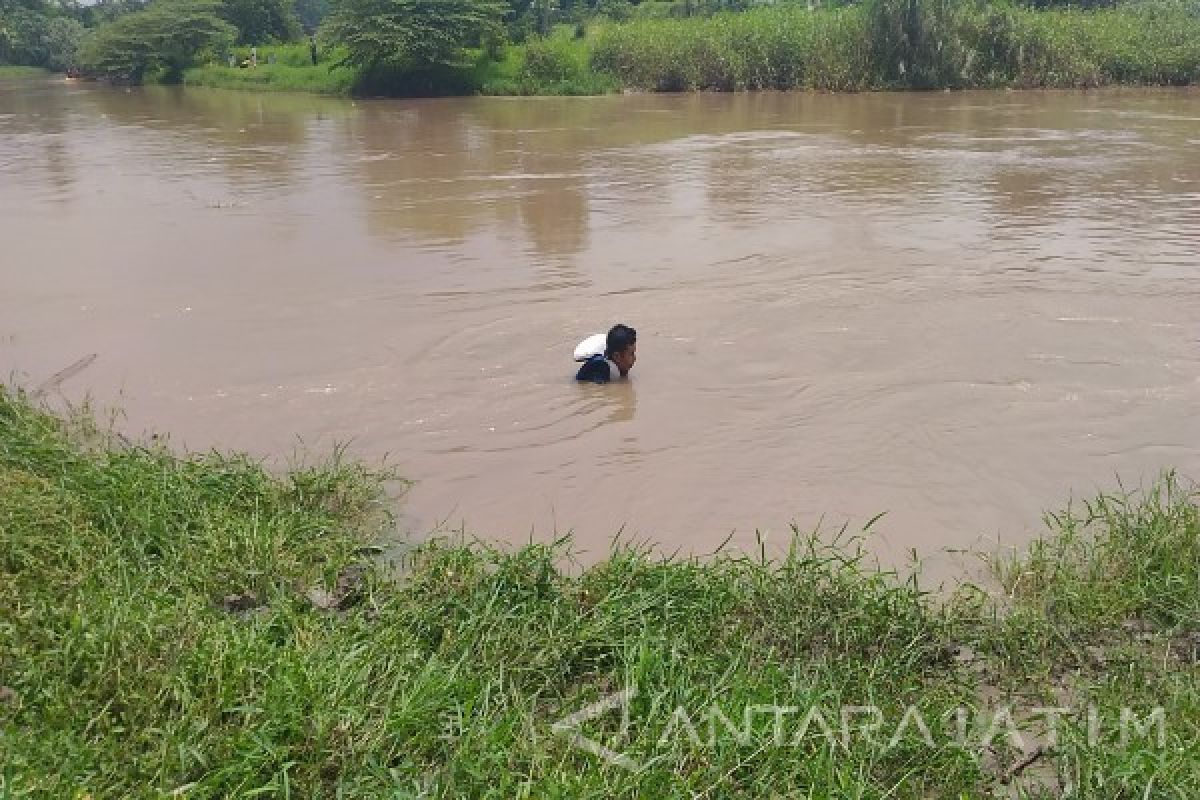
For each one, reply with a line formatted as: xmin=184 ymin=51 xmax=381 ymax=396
xmin=1 ymin=386 xmax=1196 ymax=797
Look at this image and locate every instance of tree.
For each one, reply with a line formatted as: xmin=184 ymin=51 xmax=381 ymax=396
xmin=87 ymin=0 xmax=152 ymax=25
xmin=219 ymin=0 xmax=301 ymax=44
xmin=320 ymin=0 xmax=505 ymax=71
xmin=43 ymin=16 xmax=85 ymax=69
xmin=0 ymin=1 xmax=81 ymax=69
xmin=1 ymin=2 xmax=50 ymax=65
xmin=292 ymin=0 xmax=329 ymax=33
xmin=81 ymin=0 xmax=235 ymax=81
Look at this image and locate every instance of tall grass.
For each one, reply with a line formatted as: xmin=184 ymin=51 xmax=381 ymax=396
xmin=592 ymin=5 xmax=872 ymax=90
xmin=1 ymin=386 xmax=1197 ymax=797
xmin=996 ymin=474 xmax=1199 ymax=633
xmin=593 ymin=0 xmax=1200 ymax=90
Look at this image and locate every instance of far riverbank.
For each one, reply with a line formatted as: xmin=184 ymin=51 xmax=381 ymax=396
xmin=0 ymin=66 xmax=51 ymax=80
xmin=180 ymin=1 xmax=1200 ymax=97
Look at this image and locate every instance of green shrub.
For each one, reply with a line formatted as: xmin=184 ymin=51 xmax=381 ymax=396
xmin=477 ymin=32 xmax=618 ymax=94
xmin=521 ymin=32 xmax=586 ymax=83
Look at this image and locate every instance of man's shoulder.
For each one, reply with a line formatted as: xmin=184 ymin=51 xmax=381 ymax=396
xmin=575 ymin=355 xmax=612 ymax=383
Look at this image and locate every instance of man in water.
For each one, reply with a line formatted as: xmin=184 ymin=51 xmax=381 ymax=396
xmin=575 ymin=324 xmax=637 ymax=383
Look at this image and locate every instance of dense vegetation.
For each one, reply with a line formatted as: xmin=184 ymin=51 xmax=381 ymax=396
xmin=180 ymin=38 xmax=358 ymax=91
xmin=80 ymin=0 xmax=236 ymax=82
xmin=0 ymin=0 xmax=86 ymax=72
xmin=1 ymin=386 xmax=1197 ymax=796
xmin=593 ymin=0 xmax=1200 ymax=91
xmin=2 ymin=0 xmax=1199 ymax=93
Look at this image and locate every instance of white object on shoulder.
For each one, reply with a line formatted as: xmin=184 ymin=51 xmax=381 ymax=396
xmin=573 ymin=333 xmax=607 ymax=362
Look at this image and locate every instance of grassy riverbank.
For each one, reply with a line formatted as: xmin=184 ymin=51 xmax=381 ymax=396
xmin=2 ymin=385 xmax=1197 ymax=797
xmin=182 ymin=31 xmax=616 ymax=96
xmin=177 ymin=0 xmax=1200 ymax=97
xmin=181 ymin=42 xmax=357 ymax=94
xmin=0 ymin=66 xmax=51 ymax=80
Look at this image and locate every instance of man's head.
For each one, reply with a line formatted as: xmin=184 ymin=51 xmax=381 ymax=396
xmin=605 ymin=323 xmax=637 ymax=377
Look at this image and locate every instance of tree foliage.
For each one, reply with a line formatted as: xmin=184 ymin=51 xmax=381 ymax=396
xmin=84 ymin=0 xmax=151 ymax=26
xmin=320 ymin=0 xmax=505 ymax=70
xmin=0 ymin=4 xmax=47 ymax=64
xmin=41 ymin=15 xmax=85 ymax=69
xmin=219 ymin=0 xmax=301 ymax=44
xmin=80 ymin=0 xmax=235 ymax=81
xmin=292 ymin=0 xmax=329 ymax=33
xmin=0 ymin=0 xmax=86 ymax=69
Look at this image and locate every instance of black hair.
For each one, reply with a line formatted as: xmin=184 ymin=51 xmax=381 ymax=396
xmin=605 ymin=324 xmax=637 ymax=358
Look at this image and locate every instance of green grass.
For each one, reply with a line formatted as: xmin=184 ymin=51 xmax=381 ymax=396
xmin=0 ymin=65 xmax=52 ymax=80
xmin=182 ymin=62 xmax=358 ymax=94
xmin=183 ymin=44 xmax=358 ymax=94
xmin=1 ymin=385 xmax=1197 ymax=797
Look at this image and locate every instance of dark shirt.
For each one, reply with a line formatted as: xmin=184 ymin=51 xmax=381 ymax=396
xmin=575 ymin=355 xmax=613 ymax=384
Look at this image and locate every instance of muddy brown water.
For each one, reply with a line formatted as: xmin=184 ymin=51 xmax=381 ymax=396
xmin=3 ymin=78 xmax=1198 ymax=578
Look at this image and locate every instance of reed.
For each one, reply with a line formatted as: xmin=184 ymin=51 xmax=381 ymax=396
xmin=592 ymin=0 xmax=1200 ymax=91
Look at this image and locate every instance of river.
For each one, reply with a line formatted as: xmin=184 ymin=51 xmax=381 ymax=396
xmin=3 ymin=76 xmax=1198 ymax=577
